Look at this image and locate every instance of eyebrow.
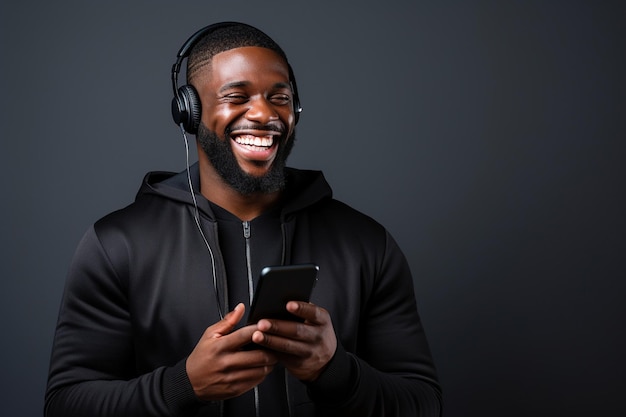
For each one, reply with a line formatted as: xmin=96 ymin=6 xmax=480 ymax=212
xmin=218 ymin=81 xmax=250 ymax=94
xmin=218 ymin=81 xmax=292 ymax=94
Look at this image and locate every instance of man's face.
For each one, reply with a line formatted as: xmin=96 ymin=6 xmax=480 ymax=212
xmin=194 ymin=46 xmax=297 ymax=194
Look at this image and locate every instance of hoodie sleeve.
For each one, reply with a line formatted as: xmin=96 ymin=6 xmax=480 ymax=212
xmin=305 ymin=231 xmax=442 ymax=416
xmin=44 ymin=226 xmax=203 ymax=417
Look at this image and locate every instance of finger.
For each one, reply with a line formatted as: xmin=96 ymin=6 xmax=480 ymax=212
xmin=235 ymin=348 xmax=279 ymax=368
xmin=228 ymin=362 xmax=275 ymax=382
xmin=256 ymin=317 xmax=317 ymax=342
xmin=256 ymin=318 xmax=299 ymax=335
xmin=209 ymin=303 xmax=246 ymax=337
xmin=230 ymin=324 xmax=264 ymax=349
xmin=251 ymin=329 xmax=297 ymax=354
xmin=252 ymin=324 xmax=310 ymax=355
xmin=286 ymin=301 xmax=326 ymax=325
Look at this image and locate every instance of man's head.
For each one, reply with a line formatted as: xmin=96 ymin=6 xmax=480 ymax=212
xmin=185 ymin=23 xmax=290 ymax=87
xmin=179 ymin=23 xmax=299 ymax=195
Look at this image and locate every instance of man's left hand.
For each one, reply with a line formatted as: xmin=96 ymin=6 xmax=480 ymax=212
xmin=251 ymin=301 xmax=337 ymax=382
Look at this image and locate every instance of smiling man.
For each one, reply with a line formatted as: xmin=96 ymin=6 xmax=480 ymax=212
xmin=45 ymin=22 xmax=442 ymax=417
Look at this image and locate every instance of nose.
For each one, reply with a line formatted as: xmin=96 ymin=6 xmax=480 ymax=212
xmin=245 ymin=95 xmax=279 ymax=123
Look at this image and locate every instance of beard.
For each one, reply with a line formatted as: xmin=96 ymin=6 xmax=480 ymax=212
xmin=197 ymin=122 xmax=296 ymax=195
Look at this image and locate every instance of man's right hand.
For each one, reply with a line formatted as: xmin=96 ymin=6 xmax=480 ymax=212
xmin=186 ymin=303 xmax=278 ymax=401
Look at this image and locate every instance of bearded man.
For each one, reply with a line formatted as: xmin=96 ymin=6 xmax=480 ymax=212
xmin=45 ymin=22 xmax=442 ymax=417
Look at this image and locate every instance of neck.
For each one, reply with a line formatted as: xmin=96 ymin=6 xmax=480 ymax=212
xmin=198 ymin=155 xmax=282 ymax=222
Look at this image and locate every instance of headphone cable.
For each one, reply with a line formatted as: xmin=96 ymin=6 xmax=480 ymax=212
xmin=180 ymin=125 xmax=224 ymax=320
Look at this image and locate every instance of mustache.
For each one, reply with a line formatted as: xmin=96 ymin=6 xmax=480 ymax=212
xmin=225 ymin=122 xmax=286 ymax=135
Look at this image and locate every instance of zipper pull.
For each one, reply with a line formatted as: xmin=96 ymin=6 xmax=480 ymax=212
xmin=243 ymin=220 xmax=251 ymax=239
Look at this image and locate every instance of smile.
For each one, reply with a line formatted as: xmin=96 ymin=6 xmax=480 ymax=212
xmin=234 ymin=134 xmax=274 ymax=149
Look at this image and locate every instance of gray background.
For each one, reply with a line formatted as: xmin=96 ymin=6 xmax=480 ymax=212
xmin=1 ymin=1 xmax=624 ymax=416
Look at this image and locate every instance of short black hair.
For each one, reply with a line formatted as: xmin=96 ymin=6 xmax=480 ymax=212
xmin=187 ymin=22 xmax=288 ymax=84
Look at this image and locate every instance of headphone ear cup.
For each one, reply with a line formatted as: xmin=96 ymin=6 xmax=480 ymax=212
xmin=171 ymin=84 xmax=201 ymax=134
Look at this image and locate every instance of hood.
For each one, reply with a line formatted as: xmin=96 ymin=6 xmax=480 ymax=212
xmin=135 ymin=163 xmax=333 ymax=220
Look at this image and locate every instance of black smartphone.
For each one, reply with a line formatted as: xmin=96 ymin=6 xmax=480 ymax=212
xmin=246 ymin=264 xmax=319 ymax=325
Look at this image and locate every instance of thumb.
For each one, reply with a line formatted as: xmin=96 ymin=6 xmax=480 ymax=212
xmin=210 ymin=303 xmax=245 ymax=337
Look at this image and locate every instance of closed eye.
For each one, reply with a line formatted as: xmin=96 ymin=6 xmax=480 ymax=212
xmin=269 ymin=94 xmax=291 ymax=106
xmin=223 ymin=94 xmax=249 ymax=104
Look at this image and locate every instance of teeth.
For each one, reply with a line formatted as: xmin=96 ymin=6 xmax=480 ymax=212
xmin=234 ymin=135 xmax=274 ymax=147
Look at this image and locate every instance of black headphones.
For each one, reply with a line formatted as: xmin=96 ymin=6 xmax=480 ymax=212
xmin=171 ymin=22 xmax=302 ymax=134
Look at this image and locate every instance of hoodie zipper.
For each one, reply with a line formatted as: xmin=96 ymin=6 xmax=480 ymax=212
xmin=242 ymin=220 xmax=260 ymax=417
xmin=243 ymin=219 xmax=294 ymax=417
xmin=243 ymin=221 xmax=254 ymax=304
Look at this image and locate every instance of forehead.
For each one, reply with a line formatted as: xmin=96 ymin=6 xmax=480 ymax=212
xmin=204 ymin=46 xmax=290 ymax=87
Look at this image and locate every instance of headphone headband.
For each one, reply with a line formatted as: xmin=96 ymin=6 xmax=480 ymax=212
xmin=171 ymin=22 xmax=244 ymax=96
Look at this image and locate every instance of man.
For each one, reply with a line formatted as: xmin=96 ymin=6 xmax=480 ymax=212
xmin=45 ymin=22 xmax=442 ymax=416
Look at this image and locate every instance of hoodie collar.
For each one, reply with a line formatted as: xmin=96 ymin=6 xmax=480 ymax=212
xmin=136 ymin=163 xmax=333 ymax=220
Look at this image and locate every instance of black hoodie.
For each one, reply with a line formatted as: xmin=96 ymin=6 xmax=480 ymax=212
xmin=45 ymin=164 xmax=442 ymax=416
